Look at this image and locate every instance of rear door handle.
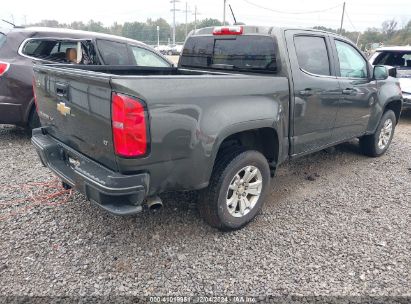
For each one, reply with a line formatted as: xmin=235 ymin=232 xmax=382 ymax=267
xmin=299 ymin=89 xmax=313 ymax=96
xmin=56 ymin=82 xmax=68 ymax=98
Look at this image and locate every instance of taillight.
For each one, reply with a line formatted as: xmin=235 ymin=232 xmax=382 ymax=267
xmin=32 ymin=78 xmax=38 ymax=111
xmin=0 ymin=61 xmax=10 ymax=76
xmin=213 ymin=26 xmax=243 ymax=36
xmin=112 ymin=92 xmax=147 ymax=157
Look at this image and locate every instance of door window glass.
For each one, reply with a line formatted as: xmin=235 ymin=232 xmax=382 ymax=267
xmin=294 ymin=36 xmax=330 ymax=76
xmin=130 ymin=46 xmax=170 ymax=67
xmin=335 ymin=40 xmax=367 ymax=78
xmin=97 ymin=40 xmax=130 ymax=65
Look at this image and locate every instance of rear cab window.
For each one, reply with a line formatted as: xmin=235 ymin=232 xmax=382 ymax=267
xmin=180 ymin=35 xmax=277 ymax=73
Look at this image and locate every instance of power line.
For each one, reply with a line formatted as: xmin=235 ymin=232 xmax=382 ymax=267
xmin=345 ymin=9 xmax=358 ymax=32
xmin=241 ymin=0 xmax=343 ymax=15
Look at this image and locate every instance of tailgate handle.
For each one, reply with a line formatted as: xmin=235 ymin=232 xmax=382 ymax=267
xmin=56 ymin=83 xmax=68 ymax=98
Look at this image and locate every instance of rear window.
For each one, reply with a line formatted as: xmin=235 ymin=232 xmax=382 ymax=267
xmin=180 ymin=35 xmax=277 ymax=73
xmin=0 ymin=33 xmax=6 ymax=49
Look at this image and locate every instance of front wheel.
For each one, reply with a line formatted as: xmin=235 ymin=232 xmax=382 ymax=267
xmin=198 ymin=149 xmax=270 ymax=231
xmin=359 ymin=110 xmax=396 ymax=157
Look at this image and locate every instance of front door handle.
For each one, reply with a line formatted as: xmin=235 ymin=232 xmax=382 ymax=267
xmin=299 ymin=89 xmax=313 ymax=96
xmin=342 ymin=88 xmax=355 ymax=95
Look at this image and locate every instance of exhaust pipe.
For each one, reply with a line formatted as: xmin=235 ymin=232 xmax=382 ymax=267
xmin=146 ymin=196 xmax=163 ymax=210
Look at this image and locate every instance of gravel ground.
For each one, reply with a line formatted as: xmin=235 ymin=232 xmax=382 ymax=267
xmin=0 ymin=112 xmax=410 ymax=298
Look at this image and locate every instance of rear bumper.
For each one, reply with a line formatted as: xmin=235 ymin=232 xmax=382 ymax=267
xmin=31 ymin=128 xmax=150 ymax=215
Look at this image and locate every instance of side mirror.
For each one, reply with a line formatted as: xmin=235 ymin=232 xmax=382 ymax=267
xmin=373 ymin=65 xmax=388 ymax=80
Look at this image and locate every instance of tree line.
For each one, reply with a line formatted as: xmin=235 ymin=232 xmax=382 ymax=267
xmin=30 ymin=18 xmax=411 ymax=49
xmin=29 ymin=18 xmax=222 ymax=45
xmin=314 ymin=19 xmax=411 ymax=51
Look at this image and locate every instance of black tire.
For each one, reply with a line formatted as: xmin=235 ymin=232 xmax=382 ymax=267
xmin=198 ymin=148 xmax=270 ymax=231
xmin=359 ymin=110 xmax=396 ymax=157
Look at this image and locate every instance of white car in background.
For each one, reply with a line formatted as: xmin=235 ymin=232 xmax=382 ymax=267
xmin=370 ymin=46 xmax=411 ymax=109
xmin=171 ymin=44 xmax=183 ymax=55
xmin=155 ymin=44 xmax=183 ymax=55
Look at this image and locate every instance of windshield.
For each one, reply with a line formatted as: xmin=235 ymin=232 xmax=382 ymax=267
xmin=180 ymin=35 xmax=277 ymax=73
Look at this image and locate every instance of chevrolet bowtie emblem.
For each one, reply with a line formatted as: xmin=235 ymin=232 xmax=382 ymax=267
xmin=57 ymin=102 xmax=71 ymax=116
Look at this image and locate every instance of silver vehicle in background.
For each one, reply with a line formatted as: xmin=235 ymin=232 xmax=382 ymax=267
xmin=370 ymin=46 xmax=411 ymax=109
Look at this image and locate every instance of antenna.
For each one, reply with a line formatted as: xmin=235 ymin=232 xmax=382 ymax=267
xmin=1 ymin=19 xmax=16 ymax=27
xmin=229 ymin=4 xmax=237 ymax=24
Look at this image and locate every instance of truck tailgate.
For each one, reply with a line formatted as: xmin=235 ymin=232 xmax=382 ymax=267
xmin=33 ymin=65 xmax=117 ymax=170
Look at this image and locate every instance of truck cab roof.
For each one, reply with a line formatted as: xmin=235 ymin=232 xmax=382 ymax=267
xmin=190 ymin=25 xmax=346 ymax=39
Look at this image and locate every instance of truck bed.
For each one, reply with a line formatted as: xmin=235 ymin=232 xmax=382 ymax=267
xmin=33 ymin=63 xmax=289 ymax=194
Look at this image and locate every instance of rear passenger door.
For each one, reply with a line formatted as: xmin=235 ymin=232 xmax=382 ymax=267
xmin=285 ymin=30 xmax=341 ymax=155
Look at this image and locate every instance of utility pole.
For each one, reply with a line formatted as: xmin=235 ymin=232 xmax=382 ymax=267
xmin=339 ymin=2 xmax=346 ymax=34
xmin=182 ymin=2 xmax=191 ymax=39
xmin=193 ymin=6 xmax=201 ymax=31
xmin=356 ymin=32 xmax=361 ymax=46
xmin=170 ymin=0 xmax=180 ymax=45
xmin=157 ymin=26 xmax=160 ymax=47
xmin=223 ymin=0 xmax=227 ymax=25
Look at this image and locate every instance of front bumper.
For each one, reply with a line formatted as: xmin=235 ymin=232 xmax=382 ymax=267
xmin=31 ymin=128 xmax=150 ymax=215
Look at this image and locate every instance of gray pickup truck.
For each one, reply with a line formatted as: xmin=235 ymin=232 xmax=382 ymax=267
xmin=32 ymin=26 xmax=403 ymax=230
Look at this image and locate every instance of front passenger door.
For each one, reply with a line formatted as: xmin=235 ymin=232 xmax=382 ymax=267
xmin=331 ymin=38 xmax=377 ymax=140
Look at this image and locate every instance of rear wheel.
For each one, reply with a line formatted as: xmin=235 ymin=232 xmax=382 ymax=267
xmin=198 ymin=148 xmax=270 ymax=231
xmin=359 ymin=110 xmax=396 ymax=157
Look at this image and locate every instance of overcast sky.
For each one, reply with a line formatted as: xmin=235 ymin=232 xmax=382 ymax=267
xmin=1 ymin=0 xmax=411 ymax=31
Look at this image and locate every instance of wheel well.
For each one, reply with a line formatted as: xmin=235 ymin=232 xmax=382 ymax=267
xmin=384 ymin=100 xmax=402 ymax=124
xmin=25 ymin=99 xmax=36 ymax=123
xmin=217 ymin=128 xmax=279 ymax=168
